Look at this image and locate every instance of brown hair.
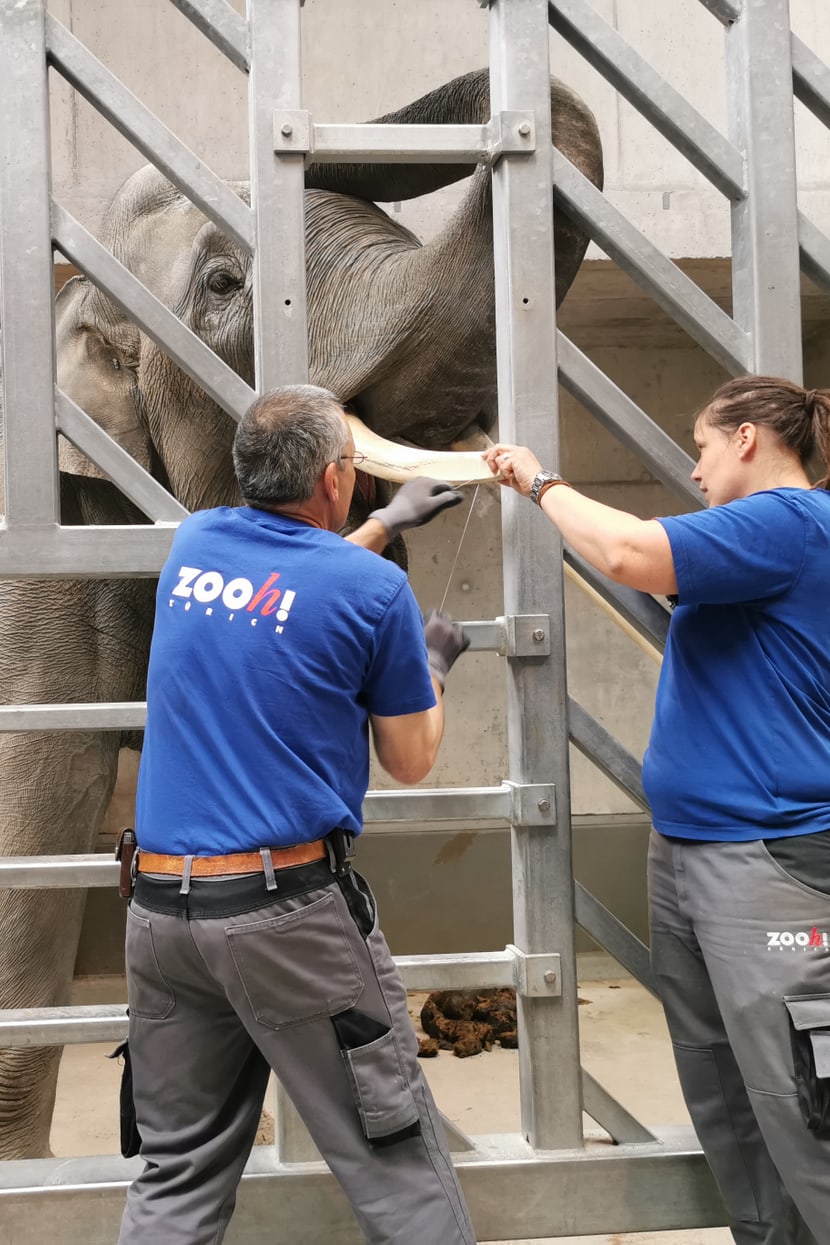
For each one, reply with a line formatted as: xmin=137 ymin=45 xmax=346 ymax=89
xmin=701 ymin=375 xmax=830 ymax=489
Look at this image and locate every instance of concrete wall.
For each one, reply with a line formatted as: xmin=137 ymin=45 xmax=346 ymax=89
xmin=37 ymin=0 xmax=830 ymax=962
xmin=48 ymin=0 xmax=830 ymax=251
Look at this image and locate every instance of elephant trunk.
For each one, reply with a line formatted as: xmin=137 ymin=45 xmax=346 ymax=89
xmin=304 ymin=67 xmax=603 ymax=210
xmin=305 ymin=69 xmax=488 ymax=203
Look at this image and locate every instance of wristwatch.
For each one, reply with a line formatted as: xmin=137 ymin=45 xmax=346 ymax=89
xmin=529 ymin=470 xmax=569 ymax=506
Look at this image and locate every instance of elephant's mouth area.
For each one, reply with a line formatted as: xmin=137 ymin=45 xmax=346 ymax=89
xmin=353 ymin=469 xmax=377 ymax=509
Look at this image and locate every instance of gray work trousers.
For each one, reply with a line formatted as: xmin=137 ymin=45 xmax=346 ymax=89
xmin=649 ymin=831 xmax=830 ymax=1245
xmin=117 ymin=865 xmax=475 ymax=1245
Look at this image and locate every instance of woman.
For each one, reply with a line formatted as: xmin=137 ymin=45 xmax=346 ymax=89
xmin=484 ymin=376 xmax=830 ymax=1245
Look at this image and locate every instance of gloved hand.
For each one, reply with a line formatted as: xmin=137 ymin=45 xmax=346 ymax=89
xmin=423 ymin=609 xmax=470 ymax=689
xmin=370 ymin=477 xmax=463 ymax=542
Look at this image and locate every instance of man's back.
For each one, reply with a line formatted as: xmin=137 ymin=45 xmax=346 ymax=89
xmin=137 ymin=505 xmax=435 ymax=855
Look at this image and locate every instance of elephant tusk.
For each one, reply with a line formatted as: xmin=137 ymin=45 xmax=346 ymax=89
xmin=346 ymin=413 xmax=498 ymax=485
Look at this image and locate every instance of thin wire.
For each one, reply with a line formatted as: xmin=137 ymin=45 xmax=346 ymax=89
xmin=438 ymin=484 xmax=480 ymax=613
xmin=451 ymin=474 xmax=503 ymax=488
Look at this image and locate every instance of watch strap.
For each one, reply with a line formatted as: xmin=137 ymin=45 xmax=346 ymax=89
xmin=530 ymin=470 xmax=570 ymax=505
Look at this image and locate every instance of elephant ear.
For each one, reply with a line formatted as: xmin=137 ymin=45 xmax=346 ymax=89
xmin=55 ymin=275 xmax=153 ymax=478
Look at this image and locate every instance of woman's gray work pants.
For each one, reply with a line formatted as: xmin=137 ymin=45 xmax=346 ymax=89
xmin=649 ymin=831 xmax=830 ymax=1245
xmin=116 ymin=864 xmax=475 ymax=1245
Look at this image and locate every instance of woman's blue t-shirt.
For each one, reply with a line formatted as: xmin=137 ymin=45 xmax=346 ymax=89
xmin=643 ymin=488 xmax=830 ymax=840
xmin=136 ymin=506 xmax=436 ymax=855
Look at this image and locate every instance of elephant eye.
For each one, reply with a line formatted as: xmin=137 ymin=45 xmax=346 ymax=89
xmin=206 ymin=271 xmax=239 ymax=295
xmin=110 ymin=357 xmax=121 ymax=371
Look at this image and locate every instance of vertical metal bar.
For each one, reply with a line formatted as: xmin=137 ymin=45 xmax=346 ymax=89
xmin=275 ymin=1095 xmax=322 ymax=1164
xmin=247 ymin=0 xmax=308 ymax=391
xmin=726 ymin=0 xmax=802 ymax=379
xmin=0 ymin=0 xmax=60 ymax=526
xmin=248 ymin=0 xmax=310 ymax=1158
xmin=488 ymin=0 xmax=582 ymax=1150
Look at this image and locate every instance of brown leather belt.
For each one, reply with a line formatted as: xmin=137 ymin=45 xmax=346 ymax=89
xmin=137 ymin=839 xmax=327 ymax=877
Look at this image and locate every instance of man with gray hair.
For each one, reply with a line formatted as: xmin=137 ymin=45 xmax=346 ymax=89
xmin=118 ymin=385 xmax=476 ymax=1244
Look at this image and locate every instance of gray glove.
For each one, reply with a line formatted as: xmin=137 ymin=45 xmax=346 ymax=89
xmin=423 ymin=610 xmax=470 ymax=689
xmin=370 ymin=477 xmax=463 ymax=542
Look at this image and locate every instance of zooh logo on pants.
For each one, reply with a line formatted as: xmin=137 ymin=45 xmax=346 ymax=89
xmin=766 ymin=927 xmax=829 ymax=950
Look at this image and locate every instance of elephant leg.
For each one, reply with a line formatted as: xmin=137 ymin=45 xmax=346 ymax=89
xmin=0 ymin=575 xmax=154 ymax=1159
xmin=0 ymin=729 xmax=122 ymax=1158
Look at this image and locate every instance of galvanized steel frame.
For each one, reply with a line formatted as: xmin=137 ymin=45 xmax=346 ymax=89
xmin=0 ymin=1133 xmax=727 ymax=1242
xmin=488 ymin=0 xmax=583 ymax=1152
xmin=1 ymin=0 xmax=828 ymax=1236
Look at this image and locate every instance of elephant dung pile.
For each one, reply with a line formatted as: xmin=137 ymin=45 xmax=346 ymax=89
xmin=418 ymin=988 xmax=518 ymax=1059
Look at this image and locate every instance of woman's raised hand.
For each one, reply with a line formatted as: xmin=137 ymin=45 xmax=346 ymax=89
xmin=482 ymin=443 xmax=543 ymax=497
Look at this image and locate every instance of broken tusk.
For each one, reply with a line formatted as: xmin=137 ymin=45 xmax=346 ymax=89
xmin=346 ymin=413 xmax=498 ymax=485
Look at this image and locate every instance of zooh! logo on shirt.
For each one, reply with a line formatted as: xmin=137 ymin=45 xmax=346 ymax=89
xmin=170 ymin=565 xmax=297 ymax=633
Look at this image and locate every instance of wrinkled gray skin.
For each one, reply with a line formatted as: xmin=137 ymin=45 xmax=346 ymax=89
xmin=0 ymin=69 xmax=602 ymax=1158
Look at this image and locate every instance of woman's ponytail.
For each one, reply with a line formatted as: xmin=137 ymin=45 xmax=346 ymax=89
xmin=809 ymin=388 xmax=830 ymax=489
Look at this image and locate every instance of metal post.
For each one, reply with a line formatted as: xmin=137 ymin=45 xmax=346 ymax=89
xmin=488 ymin=0 xmax=582 ymax=1149
xmin=0 ymin=0 xmax=60 ymax=527
xmin=726 ymin=0 xmax=803 ymax=378
xmin=247 ymin=0 xmax=308 ymax=390
xmin=248 ymin=0 xmax=312 ymax=1158
xmin=275 ymin=1095 xmax=322 ymax=1164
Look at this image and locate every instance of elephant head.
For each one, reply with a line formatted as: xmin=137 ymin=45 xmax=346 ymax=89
xmin=55 ymin=68 xmax=602 ymax=517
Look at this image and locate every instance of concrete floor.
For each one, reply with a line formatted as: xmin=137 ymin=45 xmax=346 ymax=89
xmin=54 ymin=959 xmax=731 ymax=1245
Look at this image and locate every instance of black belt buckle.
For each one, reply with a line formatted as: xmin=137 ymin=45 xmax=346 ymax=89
xmin=326 ymin=828 xmax=355 ymax=877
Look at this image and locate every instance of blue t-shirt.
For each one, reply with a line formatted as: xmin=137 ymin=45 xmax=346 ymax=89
xmin=642 ymin=488 xmax=830 ymax=841
xmin=136 ymin=506 xmax=436 ymax=854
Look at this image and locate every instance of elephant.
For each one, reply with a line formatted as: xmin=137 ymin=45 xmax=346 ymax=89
xmin=0 ymin=67 xmax=602 ymax=1158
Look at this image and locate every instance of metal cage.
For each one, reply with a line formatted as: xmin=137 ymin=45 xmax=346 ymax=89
xmin=1 ymin=0 xmax=827 ymax=1238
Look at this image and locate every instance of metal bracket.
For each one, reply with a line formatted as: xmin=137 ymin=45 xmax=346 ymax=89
xmin=498 ymin=613 xmax=551 ymax=657
xmin=503 ymin=779 xmax=557 ymax=827
xmin=506 ymin=945 xmax=562 ymax=997
xmin=273 ymin=109 xmax=312 ymax=154
xmin=488 ymin=110 xmax=536 ymax=159
xmin=273 ymin=111 xmax=535 ymax=164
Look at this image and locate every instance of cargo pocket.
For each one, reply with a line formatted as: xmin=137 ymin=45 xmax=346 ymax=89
xmin=784 ymin=994 xmax=830 ymax=1138
xmin=125 ymin=906 xmax=175 ymax=1020
xmin=332 ymin=1008 xmax=421 ymax=1147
